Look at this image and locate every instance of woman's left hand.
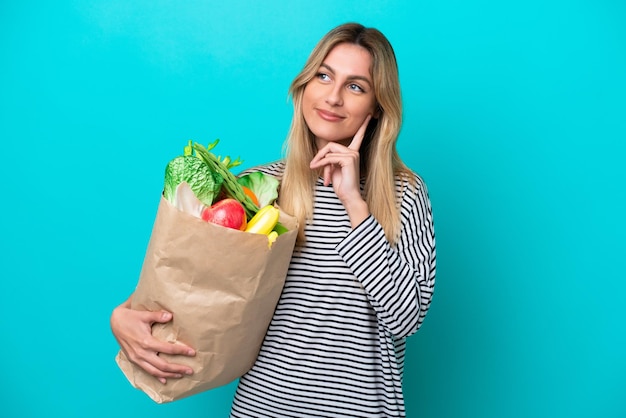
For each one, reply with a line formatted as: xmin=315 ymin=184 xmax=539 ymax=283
xmin=310 ymin=115 xmax=371 ymax=226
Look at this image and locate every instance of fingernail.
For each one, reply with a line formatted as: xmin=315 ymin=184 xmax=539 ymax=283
xmin=162 ymin=312 xmax=172 ymax=320
xmin=159 ymin=378 xmax=167 ymax=384
xmin=185 ymin=369 xmax=193 ymax=375
xmin=187 ymin=349 xmax=195 ymax=356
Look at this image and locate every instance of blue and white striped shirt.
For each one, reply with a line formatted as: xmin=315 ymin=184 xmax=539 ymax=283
xmin=230 ymin=161 xmax=436 ymax=417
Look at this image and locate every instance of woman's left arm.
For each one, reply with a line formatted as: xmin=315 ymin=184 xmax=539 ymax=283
xmin=335 ymin=176 xmax=436 ymax=338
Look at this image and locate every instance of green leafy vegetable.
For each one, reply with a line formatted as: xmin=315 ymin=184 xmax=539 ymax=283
xmin=237 ymin=171 xmax=280 ymax=208
xmin=193 ymin=140 xmax=259 ymax=220
xmin=163 ymin=141 xmax=223 ymax=206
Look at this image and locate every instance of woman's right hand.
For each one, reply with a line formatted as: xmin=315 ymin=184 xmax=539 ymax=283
xmin=110 ymin=297 xmax=195 ymax=384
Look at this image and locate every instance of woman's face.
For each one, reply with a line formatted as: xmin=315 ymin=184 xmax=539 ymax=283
xmin=302 ymin=42 xmax=377 ymax=149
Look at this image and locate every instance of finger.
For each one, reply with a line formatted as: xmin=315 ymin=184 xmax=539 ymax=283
xmin=348 ymin=114 xmax=372 ymax=151
xmin=153 ymin=340 xmax=196 ymax=357
xmin=124 ymin=344 xmax=193 ymax=379
xmin=138 ymin=356 xmax=190 ymax=380
xmin=135 ymin=310 xmax=172 ymax=326
xmin=138 ymin=311 xmax=195 ymax=356
xmin=310 ymin=143 xmax=355 ymax=168
xmin=152 ymin=355 xmax=194 ymax=377
xmin=323 ymin=164 xmax=332 ymax=186
xmin=310 ymin=144 xmax=333 ymax=167
xmin=145 ymin=348 xmax=194 ymax=376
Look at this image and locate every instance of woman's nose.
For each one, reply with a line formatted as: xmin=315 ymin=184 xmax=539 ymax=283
xmin=325 ymin=86 xmax=343 ymax=106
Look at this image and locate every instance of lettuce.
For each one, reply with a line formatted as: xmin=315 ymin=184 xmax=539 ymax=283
xmin=164 ymin=154 xmax=223 ymax=207
xmin=237 ymin=171 xmax=279 ymax=208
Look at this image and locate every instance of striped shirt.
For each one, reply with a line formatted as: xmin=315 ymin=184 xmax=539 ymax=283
xmin=230 ymin=161 xmax=436 ymax=417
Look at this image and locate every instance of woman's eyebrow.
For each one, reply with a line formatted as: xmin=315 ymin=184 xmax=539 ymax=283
xmin=320 ymin=63 xmax=373 ymax=87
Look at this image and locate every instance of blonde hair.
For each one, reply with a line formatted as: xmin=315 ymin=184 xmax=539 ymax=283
xmin=280 ymin=22 xmax=413 ymax=244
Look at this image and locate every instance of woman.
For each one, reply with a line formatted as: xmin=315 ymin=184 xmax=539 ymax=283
xmin=111 ymin=22 xmax=436 ymax=417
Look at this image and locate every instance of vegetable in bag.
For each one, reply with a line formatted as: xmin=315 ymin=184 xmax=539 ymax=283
xmin=163 ymin=141 xmax=223 ymax=207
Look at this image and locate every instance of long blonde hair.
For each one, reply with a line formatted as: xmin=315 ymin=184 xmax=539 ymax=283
xmin=280 ymin=22 xmax=413 ymax=244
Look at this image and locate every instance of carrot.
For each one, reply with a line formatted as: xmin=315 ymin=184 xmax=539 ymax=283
xmin=241 ymin=186 xmax=260 ymax=206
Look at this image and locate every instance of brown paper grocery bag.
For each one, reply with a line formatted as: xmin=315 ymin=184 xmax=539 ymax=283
xmin=116 ymin=196 xmax=297 ymax=403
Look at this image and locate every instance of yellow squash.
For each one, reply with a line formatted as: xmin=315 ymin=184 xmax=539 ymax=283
xmin=245 ymin=205 xmax=279 ymax=235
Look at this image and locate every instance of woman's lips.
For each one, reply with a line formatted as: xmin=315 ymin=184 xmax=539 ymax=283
xmin=316 ymin=108 xmax=345 ymax=122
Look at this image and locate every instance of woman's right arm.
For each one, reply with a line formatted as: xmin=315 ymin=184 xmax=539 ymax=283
xmin=110 ymin=295 xmax=195 ymax=384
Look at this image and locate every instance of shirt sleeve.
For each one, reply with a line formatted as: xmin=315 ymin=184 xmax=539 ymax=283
xmin=335 ymin=175 xmax=436 ymax=338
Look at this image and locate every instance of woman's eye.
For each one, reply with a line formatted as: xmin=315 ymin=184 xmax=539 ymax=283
xmin=317 ymin=73 xmax=331 ymax=81
xmin=348 ymin=83 xmax=365 ymax=93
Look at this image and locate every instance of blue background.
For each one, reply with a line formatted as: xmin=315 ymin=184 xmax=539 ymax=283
xmin=1 ymin=1 xmax=624 ymax=417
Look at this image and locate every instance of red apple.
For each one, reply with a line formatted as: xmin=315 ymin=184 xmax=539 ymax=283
xmin=201 ymin=198 xmax=247 ymax=230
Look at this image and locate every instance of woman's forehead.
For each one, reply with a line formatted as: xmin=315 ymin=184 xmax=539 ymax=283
xmin=322 ymin=43 xmax=373 ymax=79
